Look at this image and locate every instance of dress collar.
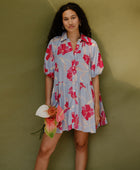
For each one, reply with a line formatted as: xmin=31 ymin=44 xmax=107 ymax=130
xmin=60 ymin=31 xmax=89 ymax=43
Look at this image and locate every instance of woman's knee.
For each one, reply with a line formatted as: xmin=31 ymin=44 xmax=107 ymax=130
xmin=38 ymin=142 xmax=56 ymax=159
xmin=38 ymin=134 xmax=58 ymax=159
xmin=75 ymin=141 xmax=88 ymax=152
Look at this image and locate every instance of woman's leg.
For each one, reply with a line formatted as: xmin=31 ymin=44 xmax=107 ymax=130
xmin=34 ymin=132 xmax=62 ymax=170
xmin=74 ymin=130 xmax=89 ymax=170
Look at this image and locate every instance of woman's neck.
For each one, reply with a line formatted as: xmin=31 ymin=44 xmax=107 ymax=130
xmin=67 ymin=31 xmax=81 ymax=43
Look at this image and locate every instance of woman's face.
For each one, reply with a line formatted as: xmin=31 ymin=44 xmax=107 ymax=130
xmin=62 ymin=9 xmax=80 ymax=33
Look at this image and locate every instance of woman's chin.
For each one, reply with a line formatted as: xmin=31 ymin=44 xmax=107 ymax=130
xmin=66 ymin=28 xmax=79 ymax=33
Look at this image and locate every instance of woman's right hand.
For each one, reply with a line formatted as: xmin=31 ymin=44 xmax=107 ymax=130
xmin=45 ymin=101 xmax=51 ymax=107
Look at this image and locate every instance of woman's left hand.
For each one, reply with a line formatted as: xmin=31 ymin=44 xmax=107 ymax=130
xmin=95 ymin=106 xmax=100 ymax=126
xmin=95 ymin=113 xmax=100 ymax=126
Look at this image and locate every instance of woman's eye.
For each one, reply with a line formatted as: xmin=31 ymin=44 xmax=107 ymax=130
xmin=72 ymin=17 xmax=76 ymax=19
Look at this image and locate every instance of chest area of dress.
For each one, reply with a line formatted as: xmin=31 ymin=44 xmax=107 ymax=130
xmin=54 ymin=41 xmax=91 ymax=70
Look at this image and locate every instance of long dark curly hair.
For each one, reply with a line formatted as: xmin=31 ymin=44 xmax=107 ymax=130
xmin=47 ymin=2 xmax=92 ymax=45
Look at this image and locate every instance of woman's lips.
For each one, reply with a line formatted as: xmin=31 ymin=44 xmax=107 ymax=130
xmin=69 ymin=26 xmax=74 ymax=28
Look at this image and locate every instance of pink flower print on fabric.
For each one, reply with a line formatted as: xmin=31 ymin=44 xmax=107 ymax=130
xmin=67 ymin=71 xmax=73 ymax=81
xmin=45 ymin=44 xmax=54 ymax=61
xmin=64 ymin=101 xmax=70 ymax=114
xmin=57 ymin=43 xmax=72 ymax=55
xmin=72 ymin=60 xmax=79 ymax=67
xmin=55 ymin=63 xmax=59 ymax=72
xmin=55 ymin=92 xmax=61 ymax=102
xmin=97 ymin=53 xmax=104 ymax=68
xmin=68 ymin=87 xmax=78 ymax=104
xmin=100 ymin=111 xmax=106 ymax=126
xmin=44 ymin=68 xmax=48 ymax=74
xmin=91 ymin=88 xmax=95 ymax=100
xmin=90 ymin=80 xmax=93 ymax=86
xmin=99 ymin=93 xmax=102 ymax=102
xmin=57 ymin=121 xmax=62 ymax=130
xmin=83 ymin=54 xmax=90 ymax=65
xmin=68 ymin=124 xmax=72 ymax=130
xmin=81 ymin=34 xmax=87 ymax=47
xmin=73 ymin=44 xmax=81 ymax=54
xmin=81 ymin=34 xmax=93 ymax=46
xmin=91 ymin=64 xmax=95 ymax=71
xmin=47 ymin=72 xmax=54 ymax=79
xmin=82 ymin=104 xmax=94 ymax=120
xmin=80 ymin=82 xmax=86 ymax=90
xmin=87 ymin=37 xmax=93 ymax=46
xmin=67 ymin=60 xmax=79 ymax=81
xmin=56 ymin=81 xmax=63 ymax=86
xmin=72 ymin=112 xmax=79 ymax=129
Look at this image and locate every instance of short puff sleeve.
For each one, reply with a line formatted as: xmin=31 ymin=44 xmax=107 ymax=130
xmin=43 ymin=39 xmax=55 ymax=79
xmin=90 ymin=41 xmax=104 ymax=78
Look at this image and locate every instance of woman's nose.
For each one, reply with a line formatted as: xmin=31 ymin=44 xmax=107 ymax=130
xmin=68 ymin=19 xmax=72 ymax=24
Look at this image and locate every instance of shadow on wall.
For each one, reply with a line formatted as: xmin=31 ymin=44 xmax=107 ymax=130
xmin=91 ymin=28 xmax=140 ymax=132
xmin=86 ymin=29 xmax=140 ymax=169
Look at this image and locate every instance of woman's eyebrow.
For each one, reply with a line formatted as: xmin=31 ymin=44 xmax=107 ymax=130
xmin=71 ymin=14 xmax=76 ymax=17
xmin=63 ymin=15 xmax=76 ymax=18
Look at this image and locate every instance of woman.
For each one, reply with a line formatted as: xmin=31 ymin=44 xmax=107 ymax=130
xmin=35 ymin=2 xmax=107 ymax=170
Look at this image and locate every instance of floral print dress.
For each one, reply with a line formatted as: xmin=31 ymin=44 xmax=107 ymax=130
xmin=44 ymin=31 xmax=108 ymax=133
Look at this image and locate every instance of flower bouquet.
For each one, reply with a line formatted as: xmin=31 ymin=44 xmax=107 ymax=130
xmin=34 ymin=104 xmax=64 ymax=138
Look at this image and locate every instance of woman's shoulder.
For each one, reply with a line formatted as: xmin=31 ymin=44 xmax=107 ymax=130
xmin=81 ymin=33 xmax=98 ymax=46
xmin=49 ymin=35 xmax=63 ymax=45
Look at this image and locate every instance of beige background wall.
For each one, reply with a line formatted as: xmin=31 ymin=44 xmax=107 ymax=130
xmin=0 ymin=0 xmax=140 ymax=169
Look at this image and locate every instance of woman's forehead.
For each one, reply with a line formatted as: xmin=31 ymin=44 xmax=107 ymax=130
xmin=62 ymin=9 xmax=77 ymax=18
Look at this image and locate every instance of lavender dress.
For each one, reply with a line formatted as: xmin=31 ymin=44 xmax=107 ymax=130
xmin=44 ymin=31 xmax=108 ymax=133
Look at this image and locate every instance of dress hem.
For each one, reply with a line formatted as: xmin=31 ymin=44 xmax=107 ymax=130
xmin=56 ymin=123 xmax=108 ymax=134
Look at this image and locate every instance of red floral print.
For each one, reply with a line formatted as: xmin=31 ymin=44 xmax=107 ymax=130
xmin=64 ymin=101 xmax=70 ymax=113
xmin=57 ymin=121 xmax=62 ymax=130
xmin=57 ymin=43 xmax=72 ymax=55
xmin=55 ymin=92 xmax=61 ymax=102
xmin=68 ymin=87 xmax=78 ymax=104
xmin=87 ymin=37 xmax=93 ymax=46
xmin=81 ymin=34 xmax=93 ymax=46
xmin=91 ymin=88 xmax=95 ymax=100
xmin=72 ymin=112 xmax=79 ymax=129
xmin=73 ymin=44 xmax=81 ymax=54
xmin=44 ymin=68 xmax=48 ymax=73
xmin=67 ymin=60 xmax=79 ymax=81
xmin=90 ymin=80 xmax=93 ymax=86
xmin=83 ymin=54 xmax=90 ymax=65
xmin=91 ymin=64 xmax=95 ymax=71
xmin=70 ymin=66 xmax=77 ymax=74
xmin=82 ymin=104 xmax=94 ymax=120
xmin=97 ymin=53 xmax=104 ymax=68
xmin=72 ymin=60 xmax=79 ymax=66
xmin=47 ymin=72 xmax=54 ymax=79
xmin=45 ymin=44 xmax=54 ymax=61
xmin=67 ymin=71 xmax=73 ymax=81
xmin=80 ymin=82 xmax=86 ymax=90
xmin=99 ymin=93 xmax=102 ymax=102
xmin=100 ymin=111 xmax=106 ymax=126
xmin=56 ymin=81 xmax=63 ymax=86
xmin=68 ymin=124 xmax=72 ymax=130
xmin=55 ymin=63 xmax=59 ymax=72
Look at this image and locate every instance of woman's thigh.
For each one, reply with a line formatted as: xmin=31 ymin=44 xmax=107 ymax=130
xmin=39 ymin=132 xmax=63 ymax=152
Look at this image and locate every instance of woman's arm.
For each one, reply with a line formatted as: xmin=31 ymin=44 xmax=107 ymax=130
xmin=92 ymin=75 xmax=100 ymax=126
xmin=45 ymin=76 xmax=54 ymax=106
